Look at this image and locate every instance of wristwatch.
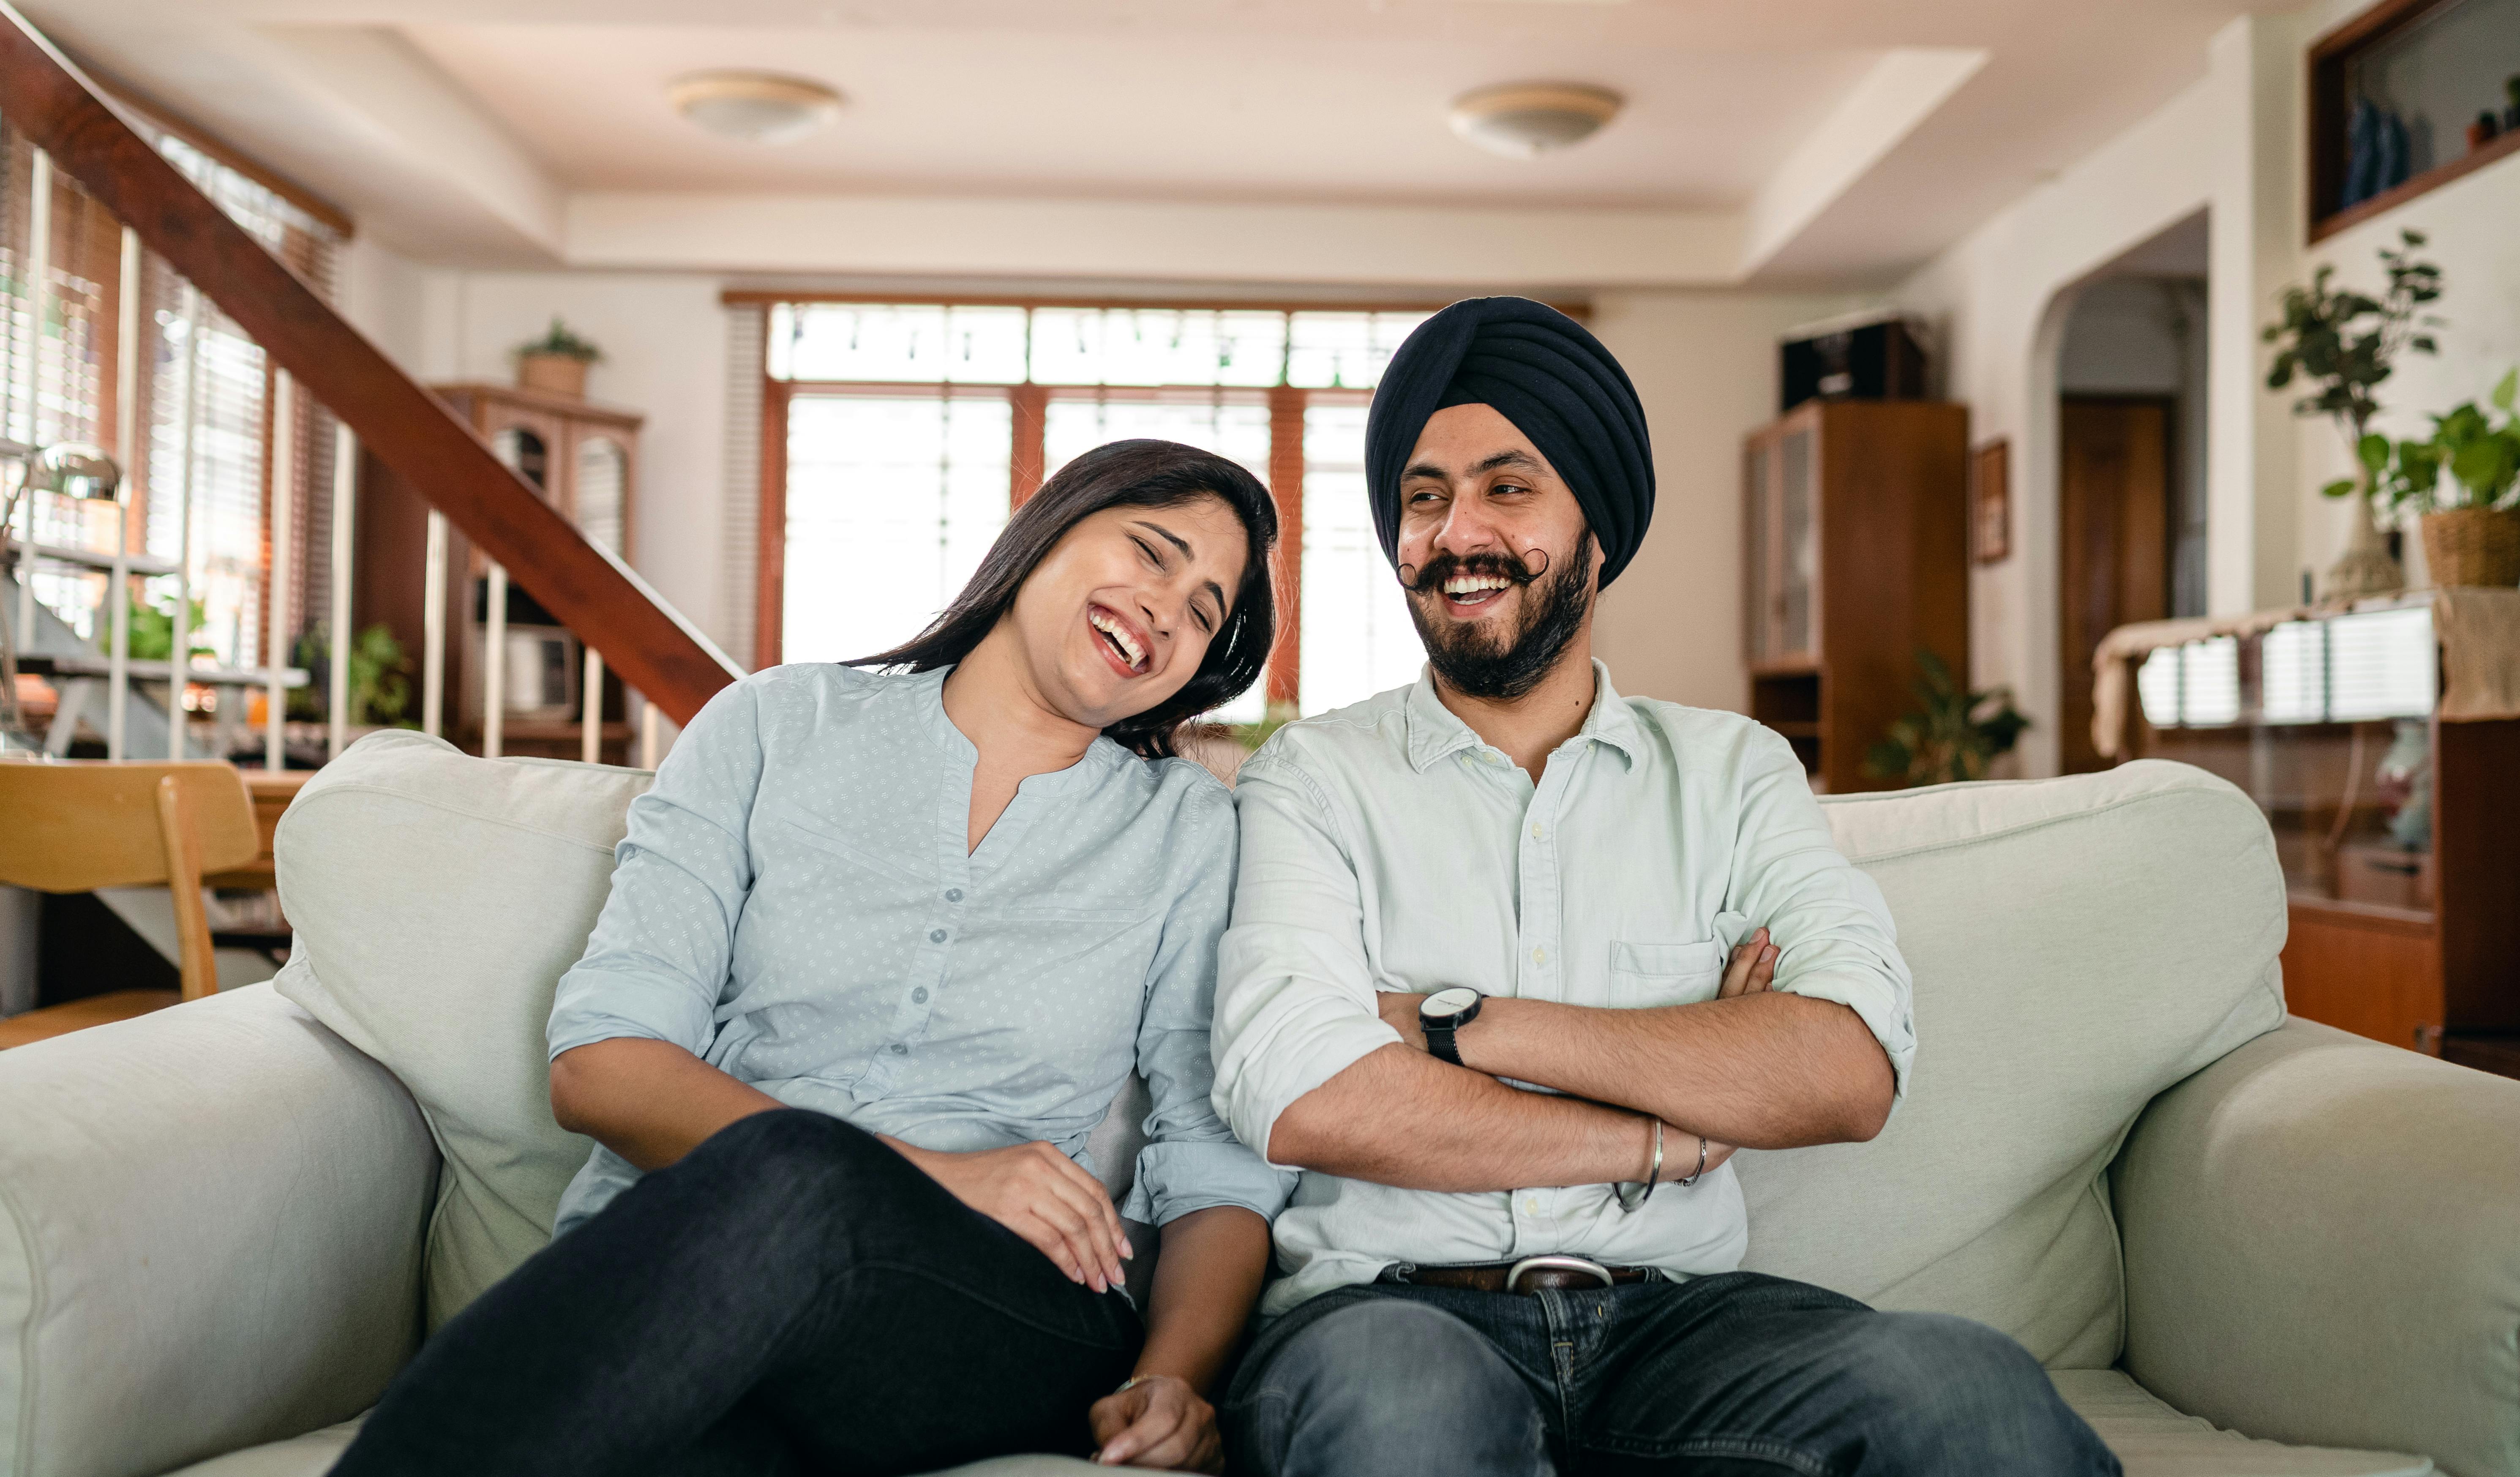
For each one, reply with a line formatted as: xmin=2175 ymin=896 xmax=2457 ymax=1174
xmin=1418 ymin=987 xmax=1484 ymax=1066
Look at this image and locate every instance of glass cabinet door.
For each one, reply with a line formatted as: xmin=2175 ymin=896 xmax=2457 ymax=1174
xmin=1744 ymin=440 xmax=1772 ymax=665
xmin=1778 ymin=423 xmax=1817 ymax=663
xmin=575 ymin=436 xmax=627 ymax=555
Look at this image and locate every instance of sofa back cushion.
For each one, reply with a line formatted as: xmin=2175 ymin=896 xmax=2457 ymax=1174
xmin=1736 ymin=759 xmax=2288 ymax=1367
xmin=275 ymin=733 xmax=654 ymax=1329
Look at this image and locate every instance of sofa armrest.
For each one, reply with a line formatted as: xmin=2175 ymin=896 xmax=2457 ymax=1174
xmin=0 ymin=984 xmax=438 ymax=1477
xmin=2114 ymin=1016 xmax=2520 ymax=1477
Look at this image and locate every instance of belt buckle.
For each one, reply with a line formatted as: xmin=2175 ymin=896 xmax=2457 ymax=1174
xmin=1505 ymin=1255 xmax=1615 ymax=1293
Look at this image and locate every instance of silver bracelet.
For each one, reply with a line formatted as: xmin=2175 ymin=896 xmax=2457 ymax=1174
xmin=1613 ymin=1117 xmax=1664 ymax=1213
xmin=1675 ymin=1134 xmax=1709 ymax=1188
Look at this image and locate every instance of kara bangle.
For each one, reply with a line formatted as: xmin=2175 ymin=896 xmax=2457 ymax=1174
xmin=1675 ymin=1133 xmax=1710 ymax=1188
xmin=1613 ymin=1118 xmax=1664 ymax=1213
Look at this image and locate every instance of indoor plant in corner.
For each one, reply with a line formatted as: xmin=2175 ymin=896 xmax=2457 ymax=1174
xmin=2370 ymin=369 xmax=2520 ymax=587
xmin=1862 ymin=649 xmax=2029 ymax=786
xmin=2263 ymin=228 xmax=2443 ymax=600
xmin=514 ymin=317 xmax=603 ymax=398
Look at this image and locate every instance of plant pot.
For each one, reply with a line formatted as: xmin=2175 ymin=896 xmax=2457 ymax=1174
xmin=517 ymin=353 xmax=589 ymax=399
xmin=2323 ymin=491 xmax=2403 ymax=600
xmin=2419 ymin=506 xmax=2520 ymax=587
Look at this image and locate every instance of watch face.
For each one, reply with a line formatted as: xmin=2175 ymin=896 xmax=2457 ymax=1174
xmin=1423 ymin=986 xmax=1481 ymax=1019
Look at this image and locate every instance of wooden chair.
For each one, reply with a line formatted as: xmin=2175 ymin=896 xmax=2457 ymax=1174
xmin=0 ymin=761 xmax=260 ymax=1048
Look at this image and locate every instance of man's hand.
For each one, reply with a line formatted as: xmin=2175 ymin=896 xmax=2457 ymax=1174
xmin=1090 ymin=1374 xmax=1223 ymax=1471
xmin=888 ymin=1140 xmax=1131 ymax=1293
xmin=1377 ymin=929 xmax=1780 ymax=1049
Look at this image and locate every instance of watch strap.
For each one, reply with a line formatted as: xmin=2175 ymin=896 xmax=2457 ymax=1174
xmin=1425 ymin=1023 xmax=1463 ymax=1066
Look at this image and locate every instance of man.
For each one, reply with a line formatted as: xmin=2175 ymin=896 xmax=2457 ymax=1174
xmin=1208 ymin=298 xmax=2116 ymax=1475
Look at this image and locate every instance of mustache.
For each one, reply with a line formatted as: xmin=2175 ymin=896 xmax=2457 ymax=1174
xmin=1396 ymin=546 xmax=1553 ymax=594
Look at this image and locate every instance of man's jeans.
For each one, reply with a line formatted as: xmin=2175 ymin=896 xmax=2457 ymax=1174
xmin=1224 ymin=1272 xmax=2121 ymax=1476
xmin=332 ymin=1110 xmax=1141 ymax=1477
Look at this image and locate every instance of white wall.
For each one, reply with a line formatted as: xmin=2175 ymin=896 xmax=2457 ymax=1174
xmin=1589 ymin=289 xmax=1862 ymax=709
xmin=409 ymin=270 xmax=736 ymax=656
xmin=1893 ymin=3 xmax=2520 ymax=773
xmin=2294 ymin=133 xmax=2520 ymax=588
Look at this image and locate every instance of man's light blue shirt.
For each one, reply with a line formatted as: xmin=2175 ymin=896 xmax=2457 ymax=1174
xmin=548 ymin=663 xmax=1290 ymax=1238
xmin=1212 ymin=662 xmax=1915 ymax=1316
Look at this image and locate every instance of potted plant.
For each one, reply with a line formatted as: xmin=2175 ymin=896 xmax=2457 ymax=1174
xmin=513 ymin=317 xmax=602 ymax=399
xmin=2263 ymin=227 xmax=2443 ymax=599
xmin=1862 ymin=649 xmax=2029 ymax=786
xmin=2369 ymin=369 xmax=2520 ymax=587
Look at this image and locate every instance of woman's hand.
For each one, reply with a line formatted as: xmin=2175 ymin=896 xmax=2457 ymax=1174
xmin=1090 ymin=1374 xmax=1224 ymax=1471
xmin=888 ymin=1139 xmax=1131 ymax=1292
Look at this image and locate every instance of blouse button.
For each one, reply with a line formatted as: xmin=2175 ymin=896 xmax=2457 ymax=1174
xmin=913 ymin=987 xmax=929 ymax=1004
xmin=945 ymin=888 xmax=963 ymax=902
xmin=891 ymin=1042 xmax=908 ymax=1055
xmin=930 ymin=928 xmax=948 ymax=943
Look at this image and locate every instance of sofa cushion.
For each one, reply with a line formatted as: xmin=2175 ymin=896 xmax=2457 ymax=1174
xmin=2048 ymin=1371 xmax=2431 ymax=1476
xmin=274 ymin=733 xmax=654 ymax=1329
xmin=1733 ymin=761 xmax=2288 ymax=1367
xmin=275 ymin=733 xmax=1159 ymax=1329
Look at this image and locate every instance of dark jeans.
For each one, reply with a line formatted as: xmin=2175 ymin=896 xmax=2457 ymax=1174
xmin=333 ymin=1109 xmax=1142 ymax=1477
xmin=1223 ymin=1272 xmax=2121 ymax=1477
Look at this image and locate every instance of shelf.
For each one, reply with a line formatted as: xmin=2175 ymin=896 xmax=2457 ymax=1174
xmin=1749 ymin=659 xmax=1820 ymax=678
xmin=18 ymin=540 xmax=178 ymax=576
xmin=1762 ymin=720 xmax=1822 ymax=738
xmin=2312 ymin=129 xmax=2520 ymax=242
xmin=2287 ymin=890 xmax=2435 ymax=935
xmin=19 ymin=653 xmax=309 ymax=688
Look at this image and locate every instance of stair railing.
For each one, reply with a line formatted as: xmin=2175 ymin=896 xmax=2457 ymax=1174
xmin=0 ymin=0 xmax=742 ymax=769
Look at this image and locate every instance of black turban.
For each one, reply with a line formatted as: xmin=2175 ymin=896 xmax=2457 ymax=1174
xmin=1365 ymin=297 xmax=1654 ymax=588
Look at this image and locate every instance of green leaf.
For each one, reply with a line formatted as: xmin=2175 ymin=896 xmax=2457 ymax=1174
xmin=2494 ymin=368 xmax=2517 ymax=414
xmin=2321 ymin=478 xmax=2359 ymax=498
xmin=2357 ymin=433 xmax=2391 ymax=472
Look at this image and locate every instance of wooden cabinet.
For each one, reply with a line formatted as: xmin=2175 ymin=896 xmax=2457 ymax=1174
xmin=2123 ymin=599 xmax=2520 ymax=1076
xmin=356 ymin=382 xmax=643 ymax=761
xmin=1743 ymin=400 xmax=1970 ymax=793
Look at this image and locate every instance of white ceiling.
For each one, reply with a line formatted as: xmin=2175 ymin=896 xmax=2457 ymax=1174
xmin=25 ymin=0 xmax=2292 ymax=289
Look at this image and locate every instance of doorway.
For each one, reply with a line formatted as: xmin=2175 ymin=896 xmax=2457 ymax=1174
xmin=2058 ymin=395 xmax=2173 ymax=773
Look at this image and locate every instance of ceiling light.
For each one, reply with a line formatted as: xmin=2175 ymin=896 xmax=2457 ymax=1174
xmin=1448 ymin=82 xmax=1622 ymax=159
xmin=668 ymin=71 xmax=844 ymax=144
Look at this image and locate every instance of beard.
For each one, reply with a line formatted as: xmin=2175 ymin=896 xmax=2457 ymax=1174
xmin=1402 ymin=538 xmax=1595 ymax=702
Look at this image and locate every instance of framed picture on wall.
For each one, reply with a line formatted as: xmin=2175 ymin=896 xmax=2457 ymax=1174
xmin=1972 ymin=439 xmax=2011 ymax=564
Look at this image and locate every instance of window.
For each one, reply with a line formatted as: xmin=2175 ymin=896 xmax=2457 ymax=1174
xmin=761 ymin=301 xmax=1440 ymax=721
xmin=0 ymin=114 xmax=342 ymax=680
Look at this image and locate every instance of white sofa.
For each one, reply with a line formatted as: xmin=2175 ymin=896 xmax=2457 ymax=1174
xmin=3 ymin=734 xmax=2515 ymax=1477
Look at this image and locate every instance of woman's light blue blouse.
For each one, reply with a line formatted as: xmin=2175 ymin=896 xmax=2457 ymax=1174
xmin=547 ymin=663 xmax=1290 ymax=1237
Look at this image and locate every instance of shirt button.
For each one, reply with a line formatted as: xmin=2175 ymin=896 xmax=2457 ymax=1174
xmin=930 ymin=928 xmax=947 ymax=943
xmin=1532 ymin=947 xmax=1546 ymax=964
xmin=913 ymin=987 xmax=929 ymax=1003
xmin=945 ymin=888 xmax=963 ymax=902
xmin=1524 ymin=1196 xmax=1542 ymax=1214
xmin=1530 ymin=822 xmax=1544 ymax=839
xmin=890 ymin=1042 xmax=908 ymax=1055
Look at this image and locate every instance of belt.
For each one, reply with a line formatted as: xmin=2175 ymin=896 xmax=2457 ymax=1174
xmin=1383 ymin=1255 xmax=1657 ymax=1295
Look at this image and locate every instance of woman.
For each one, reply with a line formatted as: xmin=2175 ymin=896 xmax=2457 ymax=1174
xmin=335 ymin=440 xmax=1287 ymax=1476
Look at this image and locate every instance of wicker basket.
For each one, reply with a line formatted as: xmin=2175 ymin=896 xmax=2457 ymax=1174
xmin=516 ymin=353 xmax=589 ymax=399
xmin=2420 ymin=507 xmax=2520 ymax=587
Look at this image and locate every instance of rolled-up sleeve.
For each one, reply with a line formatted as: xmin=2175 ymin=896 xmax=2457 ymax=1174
xmin=1210 ymin=749 xmax=1404 ymax=1170
xmin=1725 ymin=728 xmax=1917 ymax=1103
xmin=547 ymin=677 xmax=766 ymax=1061
xmin=1123 ymin=784 xmax=1296 ymax=1227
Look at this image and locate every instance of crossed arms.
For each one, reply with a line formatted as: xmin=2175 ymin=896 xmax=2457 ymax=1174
xmin=1213 ymin=739 xmax=1909 ymax=1199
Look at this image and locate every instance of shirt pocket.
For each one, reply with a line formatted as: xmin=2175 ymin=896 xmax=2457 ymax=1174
xmin=1608 ymin=938 xmax=1726 ymax=1007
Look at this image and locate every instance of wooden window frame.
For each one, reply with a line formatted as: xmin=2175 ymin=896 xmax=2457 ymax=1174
xmin=756 ymin=345 xmax=1407 ymax=713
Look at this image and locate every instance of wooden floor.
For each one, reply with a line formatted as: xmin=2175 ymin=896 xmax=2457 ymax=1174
xmin=0 ymin=990 xmax=179 ymax=1050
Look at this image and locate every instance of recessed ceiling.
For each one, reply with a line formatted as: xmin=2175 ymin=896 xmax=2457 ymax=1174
xmin=23 ymin=0 xmax=2292 ymax=285
xmin=399 ymin=23 xmax=1875 ymax=210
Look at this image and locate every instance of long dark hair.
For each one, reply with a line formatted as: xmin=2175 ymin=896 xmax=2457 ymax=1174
xmin=848 ymin=439 xmax=1278 ymax=760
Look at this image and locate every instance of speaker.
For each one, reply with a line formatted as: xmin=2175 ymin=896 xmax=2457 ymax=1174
xmin=1781 ymin=314 xmax=1928 ymax=414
